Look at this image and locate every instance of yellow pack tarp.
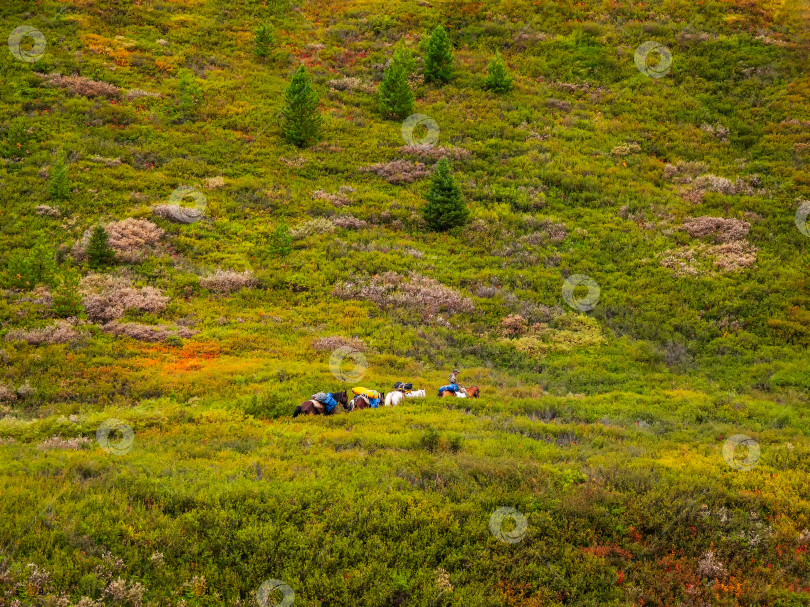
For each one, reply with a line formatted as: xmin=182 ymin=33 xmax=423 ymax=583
xmin=352 ymin=387 xmax=381 ymax=399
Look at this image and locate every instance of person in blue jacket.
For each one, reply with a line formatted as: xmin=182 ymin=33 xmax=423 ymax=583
xmin=438 ymin=368 xmax=461 ymax=397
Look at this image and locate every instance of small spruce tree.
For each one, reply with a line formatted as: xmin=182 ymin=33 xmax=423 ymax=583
xmin=49 ymin=152 xmax=71 ymax=200
xmin=175 ymin=70 xmax=202 ymax=122
xmin=392 ymin=44 xmax=416 ymax=77
xmin=422 ymin=158 xmax=468 ymax=231
xmin=86 ymin=225 xmax=115 ymax=269
xmin=484 ymin=52 xmax=514 ymax=93
xmin=254 ymin=24 xmax=275 ymax=62
xmin=268 ymin=221 xmax=293 ymax=258
xmin=51 ymin=264 xmax=83 ymax=318
xmin=378 ymin=52 xmax=414 ymax=120
xmin=424 ymin=25 xmax=454 ymax=84
xmin=281 ymin=66 xmax=322 ymax=148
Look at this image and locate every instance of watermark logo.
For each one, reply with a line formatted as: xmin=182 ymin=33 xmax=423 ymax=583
xmin=562 ymin=274 xmax=600 ymax=312
xmin=489 ymin=507 xmax=528 ymax=544
xmin=167 ymin=186 xmax=207 ymax=224
xmin=634 ymin=41 xmax=672 ymax=78
xmin=795 ymin=201 xmax=810 ymax=238
xmin=329 ymin=346 xmax=367 ymax=382
xmin=722 ymin=434 xmax=760 ymax=471
xmin=256 ymin=579 xmax=294 ymax=607
xmin=8 ymin=26 xmax=46 ymax=63
xmin=96 ymin=418 xmax=134 ymax=456
xmin=402 ymin=113 xmax=439 ymax=149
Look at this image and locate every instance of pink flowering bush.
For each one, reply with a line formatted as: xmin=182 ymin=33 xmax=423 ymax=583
xmin=359 ymin=160 xmax=430 ymax=184
xmin=311 ymin=336 xmax=366 ymax=352
xmin=105 ymin=219 xmax=165 ymax=263
xmin=199 ymin=270 xmax=257 ymax=293
xmin=37 ymin=73 xmax=122 ymax=98
xmin=333 ymin=271 xmax=474 ymax=319
xmin=101 ymin=321 xmax=199 ymax=342
xmin=5 ymin=319 xmax=81 ymax=345
xmin=312 ymin=189 xmax=351 ymax=206
xmin=80 ymin=276 xmax=169 ymax=322
xmin=37 ymin=436 xmax=92 ymax=450
xmin=682 ymin=216 xmax=750 ymax=243
xmin=663 ymin=161 xmax=708 ymax=183
xmin=501 ymin=314 xmax=528 ymax=337
xmin=73 ymin=219 xmax=164 ymax=263
xmin=332 ymin=215 xmax=368 ymax=230
xmin=398 ymin=145 xmax=471 ymax=163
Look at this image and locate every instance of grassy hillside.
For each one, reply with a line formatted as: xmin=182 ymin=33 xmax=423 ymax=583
xmin=1 ymin=0 xmax=809 ymax=605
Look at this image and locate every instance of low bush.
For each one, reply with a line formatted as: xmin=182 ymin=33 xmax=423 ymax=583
xmin=100 ymin=321 xmax=199 ymax=342
xmin=360 ymin=159 xmax=430 ymax=184
xmin=333 ymin=271 xmax=474 ymax=319
xmin=199 ymin=270 xmax=257 ymax=293
xmin=82 ymin=281 xmax=169 ymax=322
xmin=37 ymin=72 xmax=122 ymax=98
xmin=5 ymin=320 xmax=81 ymax=345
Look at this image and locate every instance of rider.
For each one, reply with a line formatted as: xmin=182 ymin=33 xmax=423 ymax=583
xmin=438 ymin=368 xmax=461 ymax=397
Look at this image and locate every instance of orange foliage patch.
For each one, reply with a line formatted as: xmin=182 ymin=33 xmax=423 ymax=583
xmin=155 ymin=60 xmax=176 ymax=74
xmin=179 ymin=341 xmax=221 ymax=361
xmin=81 ymin=34 xmax=134 ymax=66
xmin=160 ymin=342 xmax=221 ymax=375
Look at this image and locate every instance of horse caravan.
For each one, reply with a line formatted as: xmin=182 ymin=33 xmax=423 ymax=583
xmin=293 ymin=379 xmax=478 ymax=416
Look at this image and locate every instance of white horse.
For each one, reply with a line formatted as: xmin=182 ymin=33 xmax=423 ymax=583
xmin=385 ymin=391 xmax=405 ymax=407
xmin=385 ymin=388 xmax=426 ymax=406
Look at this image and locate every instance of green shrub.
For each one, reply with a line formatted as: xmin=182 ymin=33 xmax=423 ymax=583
xmin=51 ymin=264 xmax=84 ymax=318
xmin=174 ymin=69 xmax=202 ymax=123
xmin=2 ymin=241 xmax=57 ymax=290
xmin=424 ymin=25 xmax=454 ymax=84
xmin=0 ymin=118 xmax=28 ymax=159
xmin=281 ymin=66 xmax=321 ymax=148
xmin=268 ymin=221 xmax=294 ymax=257
xmin=49 ymin=152 xmax=71 ymax=201
xmin=419 ymin=427 xmax=440 ymax=452
xmin=422 ymin=158 xmax=468 ymax=231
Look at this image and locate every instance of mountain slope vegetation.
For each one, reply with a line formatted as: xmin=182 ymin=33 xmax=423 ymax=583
xmin=0 ymin=0 xmax=808 ymax=605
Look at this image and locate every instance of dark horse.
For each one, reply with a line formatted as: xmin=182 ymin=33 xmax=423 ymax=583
xmin=293 ymin=391 xmax=348 ymax=417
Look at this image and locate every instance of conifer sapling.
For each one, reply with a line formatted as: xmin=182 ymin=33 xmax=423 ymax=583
xmin=86 ymin=225 xmax=116 ymax=269
xmin=379 ymin=47 xmax=415 ymax=120
xmin=484 ymin=52 xmax=514 ymax=93
xmin=282 ymin=66 xmax=322 ymax=148
xmin=422 ymin=158 xmax=468 ymax=231
xmin=254 ymin=24 xmax=275 ymax=62
xmin=269 ymin=221 xmax=293 ymax=258
xmin=424 ymin=25 xmax=454 ymax=84
xmin=51 ymin=264 xmax=83 ymax=318
xmin=49 ymin=153 xmax=71 ymax=200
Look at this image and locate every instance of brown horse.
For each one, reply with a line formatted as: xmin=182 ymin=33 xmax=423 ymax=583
xmin=441 ymin=386 xmax=480 ymax=399
xmin=348 ymin=394 xmax=370 ymax=411
xmin=293 ymin=391 xmax=348 ymax=417
xmin=347 ymin=392 xmax=385 ymax=411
